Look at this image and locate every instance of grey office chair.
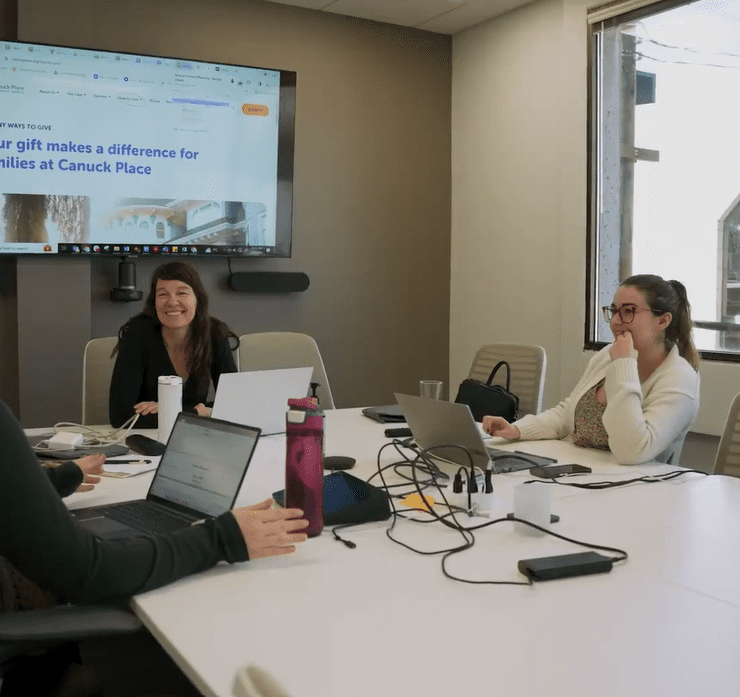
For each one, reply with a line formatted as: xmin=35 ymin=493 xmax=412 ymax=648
xmin=237 ymin=333 xmax=335 ymax=409
xmin=81 ymin=337 xmax=118 ymax=426
xmin=713 ymin=393 xmax=740 ymax=477
xmin=0 ymin=604 xmax=142 ymax=693
xmin=466 ymin=344 xmax=546 ymax=417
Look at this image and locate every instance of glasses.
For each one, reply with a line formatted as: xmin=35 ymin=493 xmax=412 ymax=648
xmin=601 ymin=304 xmax=655 ymax=324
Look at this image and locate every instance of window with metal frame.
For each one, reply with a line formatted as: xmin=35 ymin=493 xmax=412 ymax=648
xmin=588 ymin=0 xmax=740 ymax=360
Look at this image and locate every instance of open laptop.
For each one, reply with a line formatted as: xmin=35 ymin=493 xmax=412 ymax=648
xmin=72 ymin=412 xmax=260 ymax=539
xmin=394 ymin=393 xmax=557 ymax=473
xmin=211 ymin=367 xmax=313 ymax=435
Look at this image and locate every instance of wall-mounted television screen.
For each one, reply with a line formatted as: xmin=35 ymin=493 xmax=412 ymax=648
xmin=0 ymin=40 xmax=295 ymax=257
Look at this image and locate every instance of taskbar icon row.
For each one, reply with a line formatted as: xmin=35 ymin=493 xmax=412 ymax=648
xmin=57 ymin=243 xmax=273 ymax=256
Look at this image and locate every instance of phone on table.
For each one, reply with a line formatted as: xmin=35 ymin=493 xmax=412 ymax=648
xmin=529 ymin=464 xmax=592 ymax=478
xmin=384 ymin=427 xmax=413 ymax=438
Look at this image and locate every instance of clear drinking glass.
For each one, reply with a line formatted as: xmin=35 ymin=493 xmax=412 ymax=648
xmin=419 ymin=380 xmax=443 ymax=400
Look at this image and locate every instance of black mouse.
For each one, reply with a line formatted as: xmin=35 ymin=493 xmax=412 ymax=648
xmin=323 ymin=455 xmax=356 ymax=471
xmin=126 ymin=434 xmax=166 ymax=456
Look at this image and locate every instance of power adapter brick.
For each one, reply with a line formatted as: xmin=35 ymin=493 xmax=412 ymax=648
xmin=517 ymin=551 xmax=614 ymax=581
xmin=45 ymin=432 xmax=84 ymax=450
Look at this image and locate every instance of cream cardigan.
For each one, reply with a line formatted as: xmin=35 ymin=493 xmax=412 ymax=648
xmin=514 ymin=345 xmax=700 ymax=465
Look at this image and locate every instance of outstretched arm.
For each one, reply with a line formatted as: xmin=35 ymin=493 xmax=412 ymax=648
xmin=43 ymin=453 xmax=105 ymax=497
xmin=1 ymin=400 xmax=307 ymax=605
xmin=232 ymin=499 xmax=309 ymax=559
xmin=482 ymin=416 xmax=520 ymax=440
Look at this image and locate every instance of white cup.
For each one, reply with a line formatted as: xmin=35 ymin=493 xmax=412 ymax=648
xmin=514 ymin=482 xmax=550 ymax=535
xmin=419 ymin=380 xmax=443 ymax=400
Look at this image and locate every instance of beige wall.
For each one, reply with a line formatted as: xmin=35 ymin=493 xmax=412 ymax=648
xmin=11 ymin=0 xmax=733 ymax=433
xmin=451 ymin=0 xmax=740 ymax=435
xmin=2 ymin=0 xmax=452 ymax=426
xmin=451 ymin=0 xmax=573 ymax=414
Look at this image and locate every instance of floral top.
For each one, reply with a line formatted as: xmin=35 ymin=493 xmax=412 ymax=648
xmin=572 ymin=379 xmax=610 ymax=450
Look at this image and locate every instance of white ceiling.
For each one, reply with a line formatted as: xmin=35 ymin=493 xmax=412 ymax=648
xmin=261 ymin=0 xmax=531 ymax=34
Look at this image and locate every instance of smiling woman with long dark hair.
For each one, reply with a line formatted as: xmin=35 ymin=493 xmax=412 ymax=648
xmin=109 ymin=261 xmax=239 ymax=428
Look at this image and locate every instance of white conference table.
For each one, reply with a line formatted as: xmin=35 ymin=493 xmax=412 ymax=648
xmin=63 ymin=409 xmax=740 ymax=697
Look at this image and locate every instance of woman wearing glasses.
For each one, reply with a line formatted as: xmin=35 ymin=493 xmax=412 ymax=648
xmin=482 ymin=274 xmax=700 ymax=464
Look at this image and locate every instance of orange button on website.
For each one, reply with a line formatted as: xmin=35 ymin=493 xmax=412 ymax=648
xmin=241 ymin=103 xmax=269 ymax=116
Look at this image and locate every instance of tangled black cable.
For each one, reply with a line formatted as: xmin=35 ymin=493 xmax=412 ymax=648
xmin=526 ymin=468 xmax=709 ymax=489
xmin=375 ymin=441 xmax=511 ymax=584
xmin=338 ymin=440 xmax=707 ymax=586
xmin=329 ymin=440 xmax=461 ymax=548
xmin=367 ymin=440 xmax=654 ymax=586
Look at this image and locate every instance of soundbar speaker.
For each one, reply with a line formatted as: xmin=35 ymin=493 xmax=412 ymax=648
xmin=228 ymin=272 xmax=309 ymax=294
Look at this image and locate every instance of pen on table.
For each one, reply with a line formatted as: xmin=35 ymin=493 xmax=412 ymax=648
xmin=104 ymin=459 xmax=152 ymax=464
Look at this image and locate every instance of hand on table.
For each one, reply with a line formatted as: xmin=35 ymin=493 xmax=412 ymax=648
xmin=232 ymin=499 xmax=309 ymax=560
xmin=194 ymin=403 xmax=212 ymax=418
xmin=134 ymin=401 xmax=159 ymax=416
xmin=73 ymin=453 xmax=105 ymax=492
xmin=481 ymin=415 xmax=520 ymax=440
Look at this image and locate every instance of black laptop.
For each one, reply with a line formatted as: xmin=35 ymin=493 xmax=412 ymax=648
xmin=72 ymin=412 xmax=260 ymax=539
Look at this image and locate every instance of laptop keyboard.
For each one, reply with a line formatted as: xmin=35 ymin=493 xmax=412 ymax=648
xmin=108 ymin=501 xmax=194 ymax=533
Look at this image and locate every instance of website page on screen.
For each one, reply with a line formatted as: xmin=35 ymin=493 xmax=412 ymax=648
xmin=150 ymin=419 xmax=257 ymax=517
xmin=0 ymin=41 xmax=284 ymax=256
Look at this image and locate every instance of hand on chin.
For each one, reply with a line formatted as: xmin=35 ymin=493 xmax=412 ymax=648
xmin=610 ymin=331 xmax=635 ymax=360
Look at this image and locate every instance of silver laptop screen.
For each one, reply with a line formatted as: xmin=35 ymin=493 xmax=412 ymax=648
xmin=211 ymin=367 xmax=313 ymax=435
xmin=148 ymin=414 xmax=259 ymax=517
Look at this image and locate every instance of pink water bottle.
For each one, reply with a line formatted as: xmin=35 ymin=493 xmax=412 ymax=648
xmin=285 ymin=397 xmax=324 ymax=537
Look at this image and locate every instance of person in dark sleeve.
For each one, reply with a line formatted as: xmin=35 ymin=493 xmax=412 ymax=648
xmin=109 ymin=261 xmax=239 ymax=429
xmin=0 ymin=399 xmax=307 ymax=695
xmin=43 ymin=453 xmax=105 ymax=498
xmin=2 ymin=454 xmax=105 ymax=613
xmin=0 ymin=400 xmax=307 ymax=606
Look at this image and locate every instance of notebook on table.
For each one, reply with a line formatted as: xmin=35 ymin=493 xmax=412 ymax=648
xmin=361 ymin=404 xmax=405 ymax=423
xmin=394 ymin=393 xmax=557 ymax=474
xmin=211 ymin=367 xmax=313 ymax=435
xmin=72 ymin=412 xmax=260 ymax=540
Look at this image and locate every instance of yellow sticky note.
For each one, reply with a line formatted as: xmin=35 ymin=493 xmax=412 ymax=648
xmin=400 ymin=493 xmax=435 ymax=511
